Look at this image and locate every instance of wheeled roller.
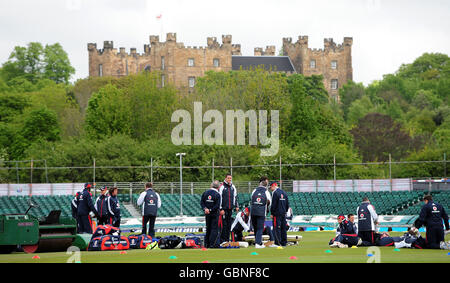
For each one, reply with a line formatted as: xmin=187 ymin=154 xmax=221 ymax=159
xmin=0 ymin=200 xmax=78 ymax=254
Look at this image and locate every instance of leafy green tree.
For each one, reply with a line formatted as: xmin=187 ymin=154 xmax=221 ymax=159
xmin=0 ymin=93 xmax=30 ymax=122
xmin=339 ymin=80 xmax=365 ymax=120
xmin=22 ymin=107 xmax=61 ymax=143
xmin=126 ymin=72 xmax=178 ymax=140
xmin=84 ymin=84 xmax=132 ymax=139
xmin=397 ymin=53 xmax=449 ymax=80
xmin=73 ymin=76 xmax=120 ymax=115
xmin=1 ymin=42 xmax=44 ymax=83
xmin=43 ymin=43 xmax=75 ymax=84
xmin=346 ymin=96 xmax=375 ymax=126
xmin=1 ymin=42 xmax=74 ymax=85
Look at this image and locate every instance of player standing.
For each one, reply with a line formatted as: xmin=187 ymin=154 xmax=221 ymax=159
xmin=356 ymin=197 xmax=378 ymax=245
xmin=250 ymin=176 xmax=272 ymax=248
xmin=137 ymin=182 xmax=161 ymax=238
xmin=201 ymin=181 xmax=222 ymax=248
xmin=219 ymin=174 xmax=239 ymax=244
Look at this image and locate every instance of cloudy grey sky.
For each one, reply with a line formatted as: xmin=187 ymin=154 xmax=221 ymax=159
xmin=0 ymin=0 xmax=448 ymax=85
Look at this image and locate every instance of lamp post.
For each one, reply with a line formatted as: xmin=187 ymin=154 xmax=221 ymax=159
xmin=176 ymin=153 xmax=186 ymax=216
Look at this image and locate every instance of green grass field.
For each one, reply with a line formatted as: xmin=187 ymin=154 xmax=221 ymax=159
xmin=1 ymin=232 xmax=449 ymax=263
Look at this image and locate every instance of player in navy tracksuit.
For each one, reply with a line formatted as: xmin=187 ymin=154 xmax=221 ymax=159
xmin=357 ymin=197 xmax=378 ymax=245
xmin=94 ymin=186 xmax=109 ymax=226
xmin=76 ymin=183 xmax=99 ymax=233
xmin=414 ymin=195 xmax=449 ymax=249
xmin=250 ymin=176 xmax=272 ymax=248
xmin=71 ymin=191 xmax=81 ymax=231
xmin=219 ymin=174 xmax=239 ymax=244
xmin=269 ymin=181 xmax=289 ymax=247
xmin=376 ymin=229 xmax=427 ymax=249
xmin=201 ymin=181 xmax=222 ymax=248
xmin=107 ymin=187 xmax=121 ymax=228
xmin=230 ymin=207 xmax=251 ymax=242
xmin=137 ymin=182 xmax=161 ymax=238
xmin=330 ymin=215 xmax=359 ymax=247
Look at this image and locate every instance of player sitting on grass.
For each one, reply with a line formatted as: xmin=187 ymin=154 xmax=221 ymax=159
xmin=329 ymin=214 xmax=359 ymax=248
xmin=230 ymin=207 xmax=251 ymax=242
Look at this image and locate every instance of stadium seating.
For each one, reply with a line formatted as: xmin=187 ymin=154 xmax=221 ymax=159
xmin=2 ymin=191 xmax=447 ymax=219
xmin=394 ymin=190 xmax=450 ymax=215
xmin=0 ymin=194 xmax=133 ymax=219
xmin=132 ymin=191 xmax=441 ymax=218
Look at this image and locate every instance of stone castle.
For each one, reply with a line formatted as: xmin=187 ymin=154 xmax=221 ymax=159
xmin=88 ymin=33 xmax=353 ymax=99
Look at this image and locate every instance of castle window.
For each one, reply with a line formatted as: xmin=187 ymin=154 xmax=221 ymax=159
xmin=213 ymin=58 xmax=220 ymax=67
xmin=331 ymin=60 xmax=337 ymax=69
xmin=310 ymin=60 xmax=316 ymax=69
xmin=161 ymin=56 xmax=165 ymax=70
xmin=188 ymin=76 xmax=195 ymax=88
xmin=99 ymin=64 xmax=103 ymax=77
xmin=188 ymin=58 xmax=195 ymax=67
xmin=161 ymin=74 xmax=165 ymax=87
xmin=331 ymin=79 xmax=338 ymax=90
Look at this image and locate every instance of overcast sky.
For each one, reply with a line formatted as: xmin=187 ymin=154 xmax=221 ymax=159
xmin=0 ymin=0 xmax=449 ymax=85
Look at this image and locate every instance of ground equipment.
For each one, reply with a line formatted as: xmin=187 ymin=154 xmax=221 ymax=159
xmin=0 ymin=199 xmax=77 ymax=253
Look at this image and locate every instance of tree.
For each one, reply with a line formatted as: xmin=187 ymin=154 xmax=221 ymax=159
xmin=22 ymin=107 xmax=61 ymax=143
xmin=84 ymin=84 xmax=132 ymax=139
xmin=126 ymin=72 xmax=178 ymax=140
xmin=397 ymin=53 xmax=449 ymax=80
xmin=1 ymin=42 xmax=75 ymax=85
xmin=350 ymin=113 xmax=421 ymax=162
xmin=346 ymin=96 xmax=375 ymax=126
xmin=0 ymin=93 xmax=30 ymax=122
xmin=1 ymin=42 xmax=44 ymax=83
xmin=339 ymin=81 xmax=365 ymax=120
xmin=43 ymin=43 xmax=75 ymax=84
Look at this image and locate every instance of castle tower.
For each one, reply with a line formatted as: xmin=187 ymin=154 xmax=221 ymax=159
xmin=282 ymin=36 xmax=353 ymax=99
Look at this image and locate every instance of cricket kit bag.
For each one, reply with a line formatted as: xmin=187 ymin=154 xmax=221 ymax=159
xmin=92 ymin=225 xmax=120 ymax=238
xmin=128 ymin=234 xmax=153 ymax=249
xmin=88 ymin=235 xmax=130 ymax=251
xmin=157 ymin=235 xmax=183 ymax=249
xmin=184 ymin=233 xmax=204 ymax=248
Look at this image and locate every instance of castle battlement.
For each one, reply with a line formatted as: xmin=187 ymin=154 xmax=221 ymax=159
xmin=283 ymin=36 xmax=352 ymax=54
xmin=88 ymin=33 xmax=352 ymax=97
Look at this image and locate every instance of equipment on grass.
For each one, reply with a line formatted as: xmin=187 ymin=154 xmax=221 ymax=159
xmin=0 ymin=199 xmax=77 ymax=254
xmin=244 ymin=234 xmax=302 ymax=245
xmin=128 ymin=234 xmax=152 ymax=249
xmin=88 ymin=235 xmax=130 ymax=251
xmin=220 ymin=241 xmax=249 ymax=248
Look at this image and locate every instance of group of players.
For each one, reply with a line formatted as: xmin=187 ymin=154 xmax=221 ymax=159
xmin=71 ymin=183 xmax=121 ymax=233
xmin=329 ymin=195 xmax=450 ymax=250
xmin=201 ymin=175 xmax=291 ymax=249
xmin=70 ymin=176 xmax=449 ymax=251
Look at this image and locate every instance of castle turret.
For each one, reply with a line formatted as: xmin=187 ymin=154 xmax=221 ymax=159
xmin=103 ymin=41 xmax=114 ymax=50
xmin=344 ymin=37 xmax=353 ymax=46
xmin=264 ymin=46 xmax=275 ymax=56
xmin=297 ymin=36 xmax=308 ymax=46
xmin=150 ymin=35 xmax=160 ymax=45
xmin=207 ymin=37 xmax=219 ymax=48
xmin=254 ymin=47 xmax=263 ymax=56
xmin=324 ymin=38 xmax=336 ymax=50
xmin=166 ymin=33 xmax=177 ymax=42
xmin=222 ymin=34 xmax=232 ymax=44
xmin=232 ymin=44 xmax=241 ymax=55
xmin=87 ymin=43 xmax=97 ymax=52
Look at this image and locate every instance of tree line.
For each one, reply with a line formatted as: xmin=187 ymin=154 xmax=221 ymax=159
xmin=0 ymin=42 xmax=448 ymax=183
